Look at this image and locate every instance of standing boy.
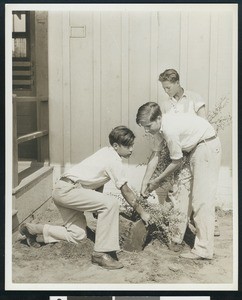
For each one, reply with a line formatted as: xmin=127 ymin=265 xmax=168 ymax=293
xmin=20 ymin=126 xmax=150 ymax=269
xmin=158 ymin=69 xmax=207 ymax=117
xmin=136 ymin=102 xmax=221 ymax=260
xmin=157 ymin=69 xmax=220 ymax=251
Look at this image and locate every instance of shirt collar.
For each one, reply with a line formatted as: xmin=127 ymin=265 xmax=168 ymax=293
xmin=170 ymin=90 xmax=187 ymax=102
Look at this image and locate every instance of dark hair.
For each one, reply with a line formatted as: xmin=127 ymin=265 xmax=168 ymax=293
xmin=109 ymin=126 xmax=135 ymax=146
xmin=136 ymin=102 xmax=162 ymax=125
xmin=158 ymin=69 xmax=179 ymax=83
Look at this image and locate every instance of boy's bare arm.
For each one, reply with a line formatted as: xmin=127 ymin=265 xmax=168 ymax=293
xmin=121 ymin=183 xmax=150 ymax=224
xmin=147 ymin=158 xmax=182 ymax=192
xmin=141 ymin=151 xmax=160 ymax=196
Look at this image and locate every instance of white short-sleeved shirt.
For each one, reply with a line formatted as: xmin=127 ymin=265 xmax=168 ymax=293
xmin=160 ymin=90 xmax=205 ymax=115
xmin=155 ymin=113 xmax=216 ymax=160
xmin=63 ymin=147 xmax=128 ymax=190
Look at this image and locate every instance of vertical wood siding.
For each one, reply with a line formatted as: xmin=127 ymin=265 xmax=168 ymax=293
xmin=100 ymin=12 xmax=122 ymax=147
xmin=49 ymin=8 xmax=234 ymax=169
xmin=70 ymin=12 xmax=94 ymax=162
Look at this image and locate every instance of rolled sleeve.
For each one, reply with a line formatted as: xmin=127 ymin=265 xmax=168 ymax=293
xmin=106 ymin=161 xmax=128 ymax=190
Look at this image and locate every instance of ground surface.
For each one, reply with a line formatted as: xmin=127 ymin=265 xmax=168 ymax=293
xmin=12 ymin=201 xmax=234 ymax=286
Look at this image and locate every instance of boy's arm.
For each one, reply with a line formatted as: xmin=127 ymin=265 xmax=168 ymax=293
xmin=147 ymin=158 xmax=182 ymax=192
xmin=141 ymin=151 xmax=160 ymax=197
xmin=121 ymin=183 xmax=150 ymax=224
xmin=197 ymin=105 xmax=218 ymax=131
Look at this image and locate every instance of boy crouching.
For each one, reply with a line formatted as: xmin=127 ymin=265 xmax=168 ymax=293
xmin=20 ymin=126 xmax=150 ymax=269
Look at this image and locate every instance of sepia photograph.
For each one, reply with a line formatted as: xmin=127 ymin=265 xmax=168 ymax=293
xmin=5 ymin=3 xmax=238 ymax=290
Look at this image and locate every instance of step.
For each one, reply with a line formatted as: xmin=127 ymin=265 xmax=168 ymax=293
xmin=12 ymin=166 xmax=53 ymax=231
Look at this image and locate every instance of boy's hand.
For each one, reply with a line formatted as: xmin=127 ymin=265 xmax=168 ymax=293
xmin=147 ymin=178 xmax=160 ymax=192
xmin=141 ymin=190 xmax=150 ymax=198
xmin=140 ymin=184 xmax=150 ymax=198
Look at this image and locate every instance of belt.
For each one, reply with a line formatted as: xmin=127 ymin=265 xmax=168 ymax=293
xmin=60 ymin=177 xmax=75 ymax=184
xmin=197 ymin=135 xmax=217 ymax=145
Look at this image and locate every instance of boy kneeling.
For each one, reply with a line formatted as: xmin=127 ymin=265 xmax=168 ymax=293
xmin=20 ymin=126 xmax=150 ymax=270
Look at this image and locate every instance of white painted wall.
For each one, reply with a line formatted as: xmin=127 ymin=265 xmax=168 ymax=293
xmin=48 ymin=5 xmax=237 ymax=208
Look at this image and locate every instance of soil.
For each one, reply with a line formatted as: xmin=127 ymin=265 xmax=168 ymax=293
xmin=12 ymin=200 xmax=234 ymax=285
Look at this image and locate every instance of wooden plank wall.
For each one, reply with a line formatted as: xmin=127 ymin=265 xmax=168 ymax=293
xmin=48 ymin=7 xmax=235 ymax=171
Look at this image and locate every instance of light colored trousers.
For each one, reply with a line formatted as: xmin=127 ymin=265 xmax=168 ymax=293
xmin=170 ymin=163 xmax=193 ymax=245
xmin=173 ymin=137 xmax=221 ymax=258
xmin=43 ymin=180 xmax=120 ymax=252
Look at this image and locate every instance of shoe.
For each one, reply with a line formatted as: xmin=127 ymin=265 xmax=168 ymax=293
xmin=92 ymin=252 xmax=124 ymax=270
xmin=179 ymin=251 xmax=208 ymax=260
xmin=214 ymin=226 xmax=220 ymax=237
xmin=168 ymin=241 xmax=184 ymax=252
xmin=19 ymin=223 xmax=41 ymax=248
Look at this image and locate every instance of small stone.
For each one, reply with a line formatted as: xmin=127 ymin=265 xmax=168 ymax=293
xmin=168 ymin=263 xmax=181 ymax=272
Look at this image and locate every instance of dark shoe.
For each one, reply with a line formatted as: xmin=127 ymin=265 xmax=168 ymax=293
xmin=180 ymin=251 xmax=209 ymax=260
xmin=19 ymin=223 xmax=41 ymax=248
xmin=168 ymin=241 xmax=184 ymax=252
xmin=92 ymin=252 xmax=123 ymax=269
